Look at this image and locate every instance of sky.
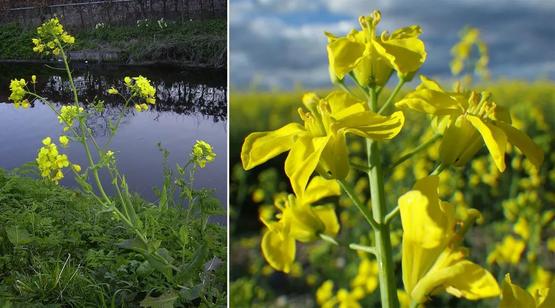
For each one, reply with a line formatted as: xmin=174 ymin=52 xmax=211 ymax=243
xmin=230 ymin=0 xmax=555 ymax=89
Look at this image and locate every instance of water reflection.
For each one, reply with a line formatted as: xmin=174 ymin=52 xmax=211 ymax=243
xmin=0 ymin=62 xmax=227 ymax=123
xmin=0 ymin=62 xmax=227 ymax=214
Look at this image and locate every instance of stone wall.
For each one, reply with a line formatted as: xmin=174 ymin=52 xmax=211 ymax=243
xmin=0 ymin=0 xmax=226 ymax=29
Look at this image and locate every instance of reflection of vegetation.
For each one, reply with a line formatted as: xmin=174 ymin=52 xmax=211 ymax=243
xmin=0 ymin=63 xmax=227 ymax=123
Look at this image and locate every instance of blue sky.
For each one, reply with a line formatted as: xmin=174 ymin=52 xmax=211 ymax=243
xmin=230 ymin=0 xmax=555 ymax=89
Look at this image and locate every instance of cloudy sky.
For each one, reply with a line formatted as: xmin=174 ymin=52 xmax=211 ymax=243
xmin=230 ymin=0 xmax=555 ymax=89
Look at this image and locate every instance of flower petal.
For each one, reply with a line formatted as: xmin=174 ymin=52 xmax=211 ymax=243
xmin=495 ymin=121 xmax=544 ymax=170
xmin=241 ymin=123 xmax=305 ymax=170
xmin=327 ymin=37 xmax=365 ymax=79
xmin=313 ymin=205 xmax=340 ymax=236
xmin=467 ymin=115 xmax=508 ymax=172
xmin=400 ymin=176 xmax=454 ymax=296
xmin=335 ymin=111 xmax=405 ymax=140
xmin=303 ymin=176 xmax=341 ymax=205
xmin=285 ymin=136 xmax=331 ymax=197
xmin=261 ymin=225 xmax=296 ymax=273
xmin=500 ymin=274 xmax=536 ymax=308
xmin=442 ymin=261 xmax=500 ymax=300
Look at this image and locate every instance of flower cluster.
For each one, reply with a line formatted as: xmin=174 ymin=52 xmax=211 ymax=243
xmin=396 ymin=76 xmax=544 ymax=172
xmin=260 ymin=177 xmax=339 ymax=273
xmin=242 ymin=91 xmax=404 ymax=196
xmin=326 ymin=10 xmax=426 ymax=85
xmin=58 ymin=105 xmax=84 ymax=131
xmin=8 ymin=78 xmax=30 ymax=108
xmin=124 ymin=76 xmax=156 ymax=112
xmin=191 ymin=140 xmax=216 ymax=168
xmin=36 ymin=137 xmax=79 ymax=183
xmin=32 ymin=17 xmax=75 ymax=55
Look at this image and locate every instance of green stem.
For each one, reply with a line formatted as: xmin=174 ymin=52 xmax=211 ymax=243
xmin=59 ymin=42 xmax=110 ymax=203
xmin=430 ymin=163 xmax=447 ymax=176
xmin=389 ymin=134 xmax=441 ymax=170
xmin=338 ymin=180 xmax=379 ymax=231
xmin=384 ymin=205 xmax=400 ymax=225
xmin=349 ymin=243 xmax=377 ymax=255
xmin=378 ymin=79 xmax=405 ymax=114
xmin=367 ymin=88 xmax=399 ymax=308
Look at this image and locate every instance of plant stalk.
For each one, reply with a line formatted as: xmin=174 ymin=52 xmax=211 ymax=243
xmin=367 ymin=88 xmax=399 ymax=308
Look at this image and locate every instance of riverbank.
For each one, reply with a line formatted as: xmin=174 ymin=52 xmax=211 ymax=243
xmin=0 ymin=168 xmax=226 ymax=305
xmin=0 ymin=18 xmax=226 ymax=68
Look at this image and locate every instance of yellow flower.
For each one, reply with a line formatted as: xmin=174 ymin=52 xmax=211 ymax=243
xmin=134 ymin=103 xmax=149 ymax=112
xmin=399 ymin=175 xmax=499 ymax=304
xmin=326 ymin=10 xmax=426 ymax=86
xmin=125 ymin=76 xmax=156 ymax=104
xmin=260 ymin=176 xmax=340 ymax=273
xmin=108 ymin=87 xmax=119 ymax=95
xmin=31 ymin=75 xmax=37 ymax=84
xmin=72 ymin=164 xmax=81 ymax=172
xmin=58 ymin=105 xmax=84 ymax=131
xmin=191 ymin=140 xmax=216 ymax=168
xmin=486 ymin=235 xmax=526 ymax=266
xmin=336 ymin=288 xmax=365 ymax=308
xmin=106 ymin=150 xmax=114 ymax=158
xmin=33 ymin=18 xmax=75 ymax=55
xmin=59 ymin=135 xmax=69 ymax=147
xmin=36 ymin=137 xmax=71 ymax=183
xmin=317 ymin=280 xmax=335 ymax=305
xmin=396 ymin=76 xmax=544 ymax=171
xmin=500 ymin=274 xmax=555 ymax=308
xmin=351 ymin=257 xmax=379 ymax=294
xmin=242 ymin=91 xmax=404 ymax=196
xmin=9 ymin=79 xmax=27 ymax=107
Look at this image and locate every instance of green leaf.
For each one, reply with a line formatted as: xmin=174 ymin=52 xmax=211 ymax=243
xmin=117 ymin=238 xmax=148 ymax=253
xmin=139 ymin=290 xmax=178 ymax=308
xmin=5 ymin=225 xmax=32 ymax=245
xmin=179 ymin=284 xmax=203 ymax=302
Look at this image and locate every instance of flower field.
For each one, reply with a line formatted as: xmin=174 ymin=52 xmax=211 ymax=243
xmin=230 ymin=79 xmax=555 ymax=307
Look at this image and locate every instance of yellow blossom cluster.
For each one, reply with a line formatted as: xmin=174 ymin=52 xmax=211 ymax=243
xmin=8 ymin=79 xmax=30 ymax=108
xmin=32 ymin=17 xmax=75 ymax=55
xmin=191 ymin=140 xmax=216 ymax=168
xmin=124 ymin=76 xmax=156 ymax=112
xmin=57 ymin=105 xmax=84 ymax=131
xmin=36 ymin=137 xmax=79 ymax=183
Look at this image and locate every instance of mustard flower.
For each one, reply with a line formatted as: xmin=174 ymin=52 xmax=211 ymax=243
xmin=486 ymin=235 xmax=526 ymax=265
xmin=260 ymin=177 xmax=340 ymax=273
xmin=241 ymin=91 xmax=404 ymax=196
xmin=36 ymin=137 xmax=71 ymax=183
xmin=107 ymin=87 xmax=119 ymax=95
xmin=9 ymin=79 xmax=29 ymax=108
xmin=191 ymin=140 xmax=216 ymax=168
xmin=59 ymin=135 xmax=69 ymax=147
xmin=33 ymin=18 xmax=75 ymax=55
xmin=31 ymin=75 xmax=37 ymax=84
xmin=399 ymin=175 xmax=499 ymax=304
xmin=326 ymin=10 xmax=426 ymax=86
xmin=134 ymin=103 xmax=149 ymax=112
xmin=500 ymin=274 xmax=555 ymax=308
xmin=396 ymin=76 xmax=544 ymax=172
xmin=351 ymin=257 xmax=379 ymax=294
xmin=124 ymin=76 xmax=156 ymax=105
xmin=58 ymin=105 xmax=84 ymax=131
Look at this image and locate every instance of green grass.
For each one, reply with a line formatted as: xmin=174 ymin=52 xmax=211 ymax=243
xmin=0 ymin=19 xmax=226 ymax=67
xmin=0 ymin=168 xmax=226 ymax=306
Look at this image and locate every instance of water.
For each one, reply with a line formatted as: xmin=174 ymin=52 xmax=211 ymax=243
xmin=0 ymin=62 xmax=227 ymax=218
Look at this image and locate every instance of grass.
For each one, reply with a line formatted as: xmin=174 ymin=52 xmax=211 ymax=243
xmin=0 ymin=19 xmax=226 ymax=68
xmin=0 ymin=167 xmax=226 ymax=306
